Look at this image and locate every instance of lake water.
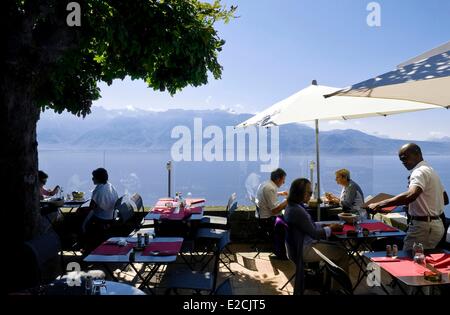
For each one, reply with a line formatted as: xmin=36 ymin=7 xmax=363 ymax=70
xmin=38 ymin=150 xmax=450 ymax=216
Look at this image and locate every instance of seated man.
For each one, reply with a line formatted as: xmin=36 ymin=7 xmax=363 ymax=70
xmin=325 ymin=169 xmax=366 ymax=218
xmin=255 ymin=168 xmax=288 ymax=236
xmin=284 ymin=178 xmax=348 ymax=295
xmin=79 ymin=168 xmax=119 ymax=252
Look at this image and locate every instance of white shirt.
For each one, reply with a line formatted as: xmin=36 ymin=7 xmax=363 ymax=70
xmin=256 ymin=180 xmax=283 ymax=219
xmin=408 ymin=161 xmax=444 ymax=217
xmin=91 ymin=182 xmax=119 ymax=220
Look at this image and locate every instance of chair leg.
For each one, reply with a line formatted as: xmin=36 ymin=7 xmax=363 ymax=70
xmin=201 ymin=254 xmax=215 ymax=272
xmin=219 ymin=257 xmax=234 ymax=275
xmin=280 ymin=273 xmax=296 ymax=291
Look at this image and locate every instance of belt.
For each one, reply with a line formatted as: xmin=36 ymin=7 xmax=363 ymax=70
xmin=410 ymin=215 xmax=440 ymax=222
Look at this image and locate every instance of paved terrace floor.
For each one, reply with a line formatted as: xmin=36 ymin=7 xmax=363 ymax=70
xmin=63 ymin=242 xmax=411 ymax=295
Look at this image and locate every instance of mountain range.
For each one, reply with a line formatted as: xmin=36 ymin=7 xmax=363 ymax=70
xmin=37 ymin=106 xmax=450 ymax=155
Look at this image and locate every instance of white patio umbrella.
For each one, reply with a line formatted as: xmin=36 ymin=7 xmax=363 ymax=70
xmin=326 ymin=41 xmax=450 ymax=108
xmin=236 ymin=81 xmax=443 ymax=220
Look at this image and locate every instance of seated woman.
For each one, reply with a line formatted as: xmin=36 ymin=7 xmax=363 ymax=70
xmin=38 ymin=170 xmax=63 ymax=225
xmin=325 ymin=169 xmax=366 ymax=218
xmin=78 ymin=168 xmax=119 ymax=252
xmin=284 ymin=178 xmax=348 ymax=295
xmin=38 ymin=170 xmax=60 ymax=200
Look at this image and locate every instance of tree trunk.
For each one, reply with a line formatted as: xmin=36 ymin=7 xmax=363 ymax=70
xmin=3 ymin=76 xmax=41 ymax=244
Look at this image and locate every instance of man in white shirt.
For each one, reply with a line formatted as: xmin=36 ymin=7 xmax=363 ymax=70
xmin=369 ymin=143 xmax=446 ymax=250
xmin=81 ymin=168 xmax=119 ymax=252
xmin=255 ymin=168 xmax=288 ymax=237
xmin=256 ymin=168 xmax=288 ymax=219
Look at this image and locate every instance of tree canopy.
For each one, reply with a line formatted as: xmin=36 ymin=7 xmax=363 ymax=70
xmin=6 ymin=0 xmax=236 ymax=117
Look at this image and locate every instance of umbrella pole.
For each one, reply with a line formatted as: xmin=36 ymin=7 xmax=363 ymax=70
xmin=315 ymin=119 xmax=321 ymax=221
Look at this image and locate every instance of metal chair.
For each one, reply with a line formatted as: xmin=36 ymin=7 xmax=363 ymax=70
xmin=278 ymin=219 xmax=323 ymax=294
xmin=278 ymin=217 xmax=295 ymax=291
xmin=130 ymin=193 xmax=144 ymax=212
xmin=195 ymin=229 xmax=234 ymax=274
xmin=312 ymin=247 xmax=353 ymax=295
xmin=164 ymin=233 xmax=230 ymax=294
xmin=214 ymin=278 xmax=233 ymax=295
xmin=251 ymin=200 xmax=274 ymax=259
xmin=200 ymin=193 xmax=237 ymax=229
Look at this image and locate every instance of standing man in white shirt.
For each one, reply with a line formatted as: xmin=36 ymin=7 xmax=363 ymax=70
xmin=256 ymin=168 xmax=288 ymax=236
xmin=369 ymin=143 xmax=446 ymax=250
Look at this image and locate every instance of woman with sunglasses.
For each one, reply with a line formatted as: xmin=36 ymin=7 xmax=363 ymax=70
xmin=284 ymin=178 xmax=348 ymax=294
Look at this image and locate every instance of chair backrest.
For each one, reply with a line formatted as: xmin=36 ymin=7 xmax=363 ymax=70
xmin=312 ymin=247 xmax=353 ymax=295
xmin=116 ymin=200 xmax=135 ymax=223
xmin=113 ymin=195 xmax=125 ymax=219
xmin=273 ymin=216 xmax=289 ymax=260
xmin=130 ymin=193 xmax=144 ymax=212
xmin=226 ymin=193 xmax=238 ymax=218
xmin=22 ymin=230 xmax=61 ymax=287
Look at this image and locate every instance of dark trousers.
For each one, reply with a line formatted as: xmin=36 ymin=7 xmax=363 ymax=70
xmin=258 ymin=216 xmax=276 ymax=239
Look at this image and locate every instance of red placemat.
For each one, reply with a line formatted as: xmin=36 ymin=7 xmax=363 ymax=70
xmin=333 ymin=224 xmax=356 ymax=235
xmin=426 ymin=253 xmax=450 ymax=269
xmin=142 ymin=241 xmax=183 ymax=256
xmin=187 ymin=206 xmax=203 ymax=214
xmin=152 ymin=206 xmax=174 ymax=214
xmin=333 ymin=222 xmax=397 ymax=235
xmin=91 ymin=242 xmax=134 ymax=255
xmin=371 ymin=257 xmax=401 ymax=262
xmin=360 ymin=222 xmax=398 ymax=232
xmin=378 ymin=259 xmax=429 ymax=277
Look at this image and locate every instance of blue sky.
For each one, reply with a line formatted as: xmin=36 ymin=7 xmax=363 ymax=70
xmin=93 ymin=0 xmax=450 ymax=140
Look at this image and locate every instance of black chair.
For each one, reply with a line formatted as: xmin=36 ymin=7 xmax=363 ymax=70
xmin=278 ymin=217 xmax=295 ymax=291
xmin=252 ymin=202 xmax=274 ymax=259
xmin=13 ymin=230 xmax=61 ymax=291
xmin=130 ymin=193 xmax=144 ymax=212
xmin=214 ymin=278 xmax=233 ymax=295
xmin=195 ymin=196 xmax=237 ymax=273
xmin=195 ymin=229 xmax=234 ymax=274
xmin=164 ymin=233 xmax=230 ymax=294
xmin=280 ymin=219 xmax=324 ymax=295
xmin=200 ymin=193 xmax=237 ymax=229
xmin=312 ymin=247 xmax=353 ymax=295
xmin=112 ymin=199 xmax=137 ymax=233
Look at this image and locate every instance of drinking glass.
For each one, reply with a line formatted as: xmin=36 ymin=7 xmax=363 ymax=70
xmin=413 ymin=242 xmax=425 ymax=265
